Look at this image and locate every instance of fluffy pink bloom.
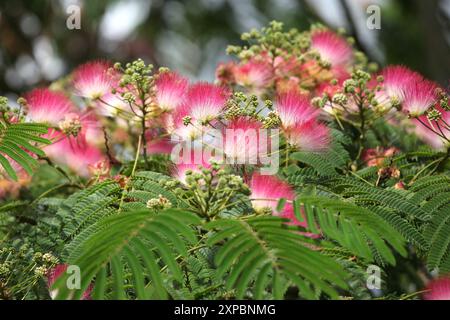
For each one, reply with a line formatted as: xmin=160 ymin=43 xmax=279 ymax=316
xmin=155 ymin=71 xmax=189 ymax=112
xmin=233 ymin=59 xmax=273 ymax=94
xmin=45 ymin=137 xmax=105 ymax=178
xmin=65 ymin=142 xmax=105 ymax=178
xmin=179 ymin=82 xmax=230 ymax=124
xmin=275 ymin=90 xmax=319 ymax=129
xmin=285 ymin=120 xmax=330 ymax=153
xmin=25 ymin=88 xmax=76 ymax=126
xmin=402 ymin=80 xmax=438 ymax=117
xmin=146 ymin=129 xmax=175 ymax=154
xmin=222 ymin=117 xmax=263 ymax=164
xmin=381 ymin=65 xmax=423 ymax=102
xmin=249 ymin=173 xmax=294 ymax=212
xmin=311 ymin=30 xmax=353 ymax=67
xmin=47 ymin=264 xmax=93 ymax=300
xmin=423 ymin=276 xmax=450 ymax=300
xmin=95 ymin=92 xmax=129 ymax=117
xmin=72 ymin=60 xmax=116 ymax=99
xmin=249 ymin=173 xmax=310 ymax=228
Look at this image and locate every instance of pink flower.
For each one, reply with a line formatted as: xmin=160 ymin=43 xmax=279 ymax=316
xmin=423 ymin=276 xmax=450 ymax=300
xmin=233 ymin=59 xmax=273 ymax=94
xmin=46 ymin=136 xmax=105 ymax=178
xmin=249 ymin=172 xmax=294 ymax=212
xmin=178 ymin=82 xmax=230 ymax=124
xmin=249 ymin=173 xmax=309 ymax=228
xmin=25 ymin=88 xmax=76 ymax=126
xmin=275 ymin=90 xmax=319 ymax=129
xmin=285 ymin=120 xmax=330 ymax=153
xmin=47 ymin=264 xmax=93 ymax=300
xmin=146 ymin=129 xmax=175 ymax=154
xmin=381 ymin=65 xmax=423 ymax=102
xmin=64 ymin=141 xmax=106 ymax=178
xmin=402 ymin=80 xmax=438 ymax=117
xmin=311 ymin=30 xmax=353 ymax=67
xmin=95 ymin=92 xmax=129 ymax=117
xmin=222 ymin=117 xmax=263 ymax=164
xmin=155 ymin=71 xmax=189 ymax=112
xmin=72 ymin=60 xmax=116 ymax=99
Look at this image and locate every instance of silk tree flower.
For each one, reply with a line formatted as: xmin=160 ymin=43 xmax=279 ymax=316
xmin=64 ymin=141 xmax=106 ymax=178
xmin=249 ymin=173 xmax=308 ymax=228
xmin=179 ymin=82 xmax=230 ymax=125
xmin=94 ymin=92 xmax=129 ymax=117
xmin=381 ymin=65 xmax=423 ymax=103
xmin=72 ymin=60 xmax=117 ymax=100
xmin=423 ymin=276 xmax=450 ymax=300
xmin=146 ymin=129 xmax=175 ymax=155
xmin=233 ymin=59 xmax=273 ymax=95
xmin=25 ymin=88 xmax=77 ymax=126
xmin=222 ymin=117 xmax=263 ymax=165
xmin=275 ymin=90 xmax=319 ymax=130
xmin=285 ymin=120 xmax=330 ymax=153
xmin=155 ymin=71 xmax=189 ymax=112
xmin=45 ymin=136 xmax=105 ymax=178
xmin=310 ymin=30 xmax=353 ymax=67
xmin=402 ymin=80 xmax=438 ymax=117
xmin=47 ymin=264 xmax=93 ymax=300
xmin=167 ymin=83 xmax=230 ymax=140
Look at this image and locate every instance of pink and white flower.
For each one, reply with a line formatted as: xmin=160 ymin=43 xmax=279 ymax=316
xmin=25 ymin=88 xmax=77 ymax=126
xmin=381 ymin=65 xmax=423 ymax=103
xmin=179 ymin=82 xmax=230 ymax=124
xmin=249 ymin=173 xmax=308 ymax=228
xmin=285 ymin=120 xmax=330 ymax=153
xmin=275 ymin=90 xmax=319 ymax=129
xmin=423 ymin=276 xmax=450 ymax=300
xmin=311 ymin=30 xmax=353 ymax=67
xmin=222 ymin=117 xmax=263 ymax=164
xmin=402 ymin=80 xmax=438 ymax=117
xmin=155 ymin=71 xmax=189 ymax=112
xmin=233 ymin=59 xmax=273 ymax=94
xmin=72 ymin=60 xmax=117 ymax=100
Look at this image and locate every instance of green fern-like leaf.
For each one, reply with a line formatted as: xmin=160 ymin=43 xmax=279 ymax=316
xmin=53 ymin=209 xmax=201 ymax=300
xmin=205 ymin=215 xmax=349 ymax=299
xmin=295 ymin=195 xmax=407 ymax=265
xmin=0 ymin=122 xmax=50 ymax=180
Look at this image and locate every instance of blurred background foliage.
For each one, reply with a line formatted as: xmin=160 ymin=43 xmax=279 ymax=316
xmin=0 ymin=0 xmax=449 ymax=102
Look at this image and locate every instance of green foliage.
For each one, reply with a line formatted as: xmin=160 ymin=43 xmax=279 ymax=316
xmin=54 ymin=209 xmax=201 ymax=300
xmin=0 ymin=122 xmax=50 ymax=180
xmin=294 ymin=195 xmax=406 ymax=265
xmin=206 ymin=216 xmax=349 ymax=299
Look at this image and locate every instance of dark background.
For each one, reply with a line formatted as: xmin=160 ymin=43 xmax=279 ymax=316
xmin=0 ymin=0 xmax=449 ymax=101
